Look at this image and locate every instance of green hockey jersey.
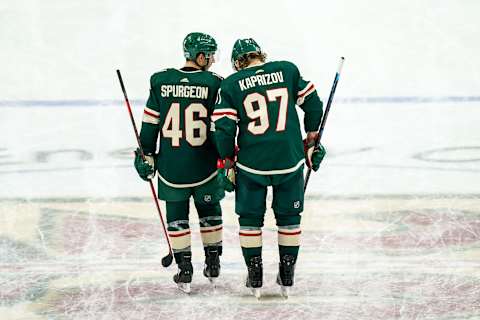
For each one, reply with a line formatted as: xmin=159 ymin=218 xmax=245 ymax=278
xmin=140 ymin=67 xmax=222 ymax=187
xmin=212 ymin=61 xmax=323 ymax=174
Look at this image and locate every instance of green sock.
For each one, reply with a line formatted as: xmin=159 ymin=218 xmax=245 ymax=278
xmin=279 ymin=245 xmax=299 ymax=261
xmin=242 ymin=247 xmax=262 ymax=265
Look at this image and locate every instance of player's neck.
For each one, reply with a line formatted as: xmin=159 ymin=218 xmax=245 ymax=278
xmin=245 ymin=59 xmax=264 ymax=69
xmin=183 ymin=60 xmax=203 ymax=70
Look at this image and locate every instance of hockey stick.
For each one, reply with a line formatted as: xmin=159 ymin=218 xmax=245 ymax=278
xmin=304 ymin=57 xmax=345 ymax=192
xmin=116 ymin=69 xmax=174 ymax=268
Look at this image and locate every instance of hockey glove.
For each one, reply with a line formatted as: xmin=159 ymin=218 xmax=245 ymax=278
xmin=304 ymin=139 xmax=326 ymax=172
xmin=134 ymin=148 xmax=156 ymax=181
xmin=217 ymin=158 xmax=235 ymax=192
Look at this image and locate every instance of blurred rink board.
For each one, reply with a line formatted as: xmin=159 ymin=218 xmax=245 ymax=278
xmin=1 ymin=102 xmax=480 ymax=198
xmin=0 ymin=196 xmax=479 ymax=320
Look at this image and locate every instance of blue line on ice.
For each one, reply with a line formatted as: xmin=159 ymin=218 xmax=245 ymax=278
xmin=1 ymin=96 xmax=480 ymax=107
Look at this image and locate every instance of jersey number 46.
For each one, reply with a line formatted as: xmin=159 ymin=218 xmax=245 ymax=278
xmin=162 ymin=102 xmax=207 ymax=147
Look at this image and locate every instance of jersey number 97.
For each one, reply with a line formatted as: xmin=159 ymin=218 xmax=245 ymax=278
xmin=243 ymin=88 xmax=288 ymax=135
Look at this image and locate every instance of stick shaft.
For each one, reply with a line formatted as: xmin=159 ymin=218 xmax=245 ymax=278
xmin=116 ymin=70 xmax=144 ymax=157
xmin=304 ymin=57 xmax=344 ymax=191
xmin=116 ymin=69 xmax=173 ymax=255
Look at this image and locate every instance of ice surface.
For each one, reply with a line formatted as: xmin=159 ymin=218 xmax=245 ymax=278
xmin=1 ymin=197 xmax=479 ymax=319
xmin=1 ymin=0 xmax=480 ymax=319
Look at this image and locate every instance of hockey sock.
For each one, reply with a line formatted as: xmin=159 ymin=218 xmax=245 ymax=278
xmin=279 ymin=245 xmax=299 ymax=260
xmin=174 ymin=251 xmax=192 ymax=264
xmin=239 ymin=226 xmax=262 ymax=265
xmin=277 ymin=224 xmax=301 ymax=260
xmin=195 ymin=202 xmax=223 ymax=250
xmin=166 ymin=201 xmax=192 ymax=263
xmin=242 ymin=247 xmax=262 ymax=265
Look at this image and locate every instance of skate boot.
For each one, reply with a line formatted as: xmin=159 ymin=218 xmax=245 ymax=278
xmin=173 ymin=252 xmax=193 ymax=293
xmin=245 ymin=256 xmax=263 ymax=298
xmin=276 ymin=254 xmax=296 ymax=298
xmin=203 ymin=246 xmax=221 ymax=284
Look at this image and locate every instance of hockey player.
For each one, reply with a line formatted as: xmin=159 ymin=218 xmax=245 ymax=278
xmin=212 ymin=38 xmax=326 ymax=297
xmin=134 ymin=32 xmax=225 ymax=293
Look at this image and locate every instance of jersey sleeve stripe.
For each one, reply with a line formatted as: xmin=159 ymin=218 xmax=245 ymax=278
xmin=296 ymin=84 xmax=316 ymax=106
xmin=298 ymin=83 xmax=315 ymax=98
xmin=142 ymin=106 xmax=160 ymax=124
xmin=143 ymin=113 xmax=160 ymax=124
xmin=213 ymin=108 xmax=237 ymax=115
xmin=212 ymin=111 xmax=237 ymax=116
xmin=211 ymin=113 xmax=238 ymax=122
xmin=144 ymin=107 xmax=160 ymax=117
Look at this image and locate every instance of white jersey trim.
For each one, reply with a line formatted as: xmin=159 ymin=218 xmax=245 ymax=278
xmin=236 ymin=159 xmax=305 ymax=175
xmin=298 ymin=82 xmax=314 ymax=96
xmin=143 ymin=114 xmax=159 ymax=124
xmin=297 ymin=82 xmax=316 ymax=106
xmin=211 ymin=108 xmax=239 ymax=122
xmin=143 ymin=106 xmax=160 ymax=124
xmin=158 ymin=170 xmax=218 ymax=188
xmin=144 ymin=106 xmax=160 ymax=116
xmin=211 ymin=114 xmax=238 ymax=122
xmin=213 ymin=108 xmax=237 ymax=115
xmin=176 ymin=69 xmax=203 ymax=74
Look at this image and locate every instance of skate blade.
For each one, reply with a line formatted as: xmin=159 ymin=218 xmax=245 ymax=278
xmin=177 ymin=282 xmax=191 ymax=294
xmin=208 ymin=277 xmax=217 ymax=285
xmin=251 ymin=288 xmax=261 ymax=299
xmin=280 ymin=286 xmax=289 ymax=298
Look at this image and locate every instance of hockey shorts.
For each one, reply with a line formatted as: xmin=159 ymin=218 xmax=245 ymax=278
xmin=235 ymin=167 xmax=304 ymax=227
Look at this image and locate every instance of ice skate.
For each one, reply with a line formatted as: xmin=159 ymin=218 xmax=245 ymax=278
xmin=173 ymin=252 xmax=193 ymax=294
xmin=245 ymin=256 xmax=263 ymax=298
xmin=276 ymin=254 xmax=296 ymax=298
xmin=176 ymin=282 xmax=191 ymax=294
xmin=203 ymin=246 xmax=221 ymax=284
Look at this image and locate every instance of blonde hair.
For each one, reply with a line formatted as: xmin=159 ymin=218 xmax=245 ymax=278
xmin=236 ymin=52 xmax=267 ymax=70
